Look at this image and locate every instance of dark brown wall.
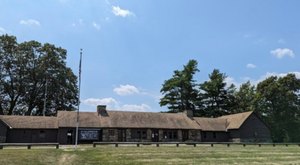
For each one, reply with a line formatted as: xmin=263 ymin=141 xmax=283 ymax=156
xmin=0 ymin=121 xmax=7 ymax=142
xmin=58 ymin=128 xmax=75 ymax=144
xmin=6 ymin=129 xmax=58 ymax=143
xmin=201 ymin=131 xmax=228 ymax=142
xmin=229 ymin=113 xmax=271 ymax=142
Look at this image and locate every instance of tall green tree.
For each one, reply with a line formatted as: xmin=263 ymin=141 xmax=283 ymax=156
xmin=198 ymin=69 xmax=236 ymax=117
xmin=0 ymin=34 xmax=78 ymax=116
xmin=160 ymin=60 xmax=199 ymax=112
xmin=256 ymin=74 xmax=300 ymax=142
xmin=233 ymin=81 xmax=256 ymax=113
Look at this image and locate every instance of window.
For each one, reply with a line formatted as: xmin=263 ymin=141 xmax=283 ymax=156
xmin=108 ymin=129 xmax=115 ymax=136
xmin=203 ymin=132 xmax=207 ymax=139
xmin=213 ymin=132 xmax=216 ymax=139
xmin=163 ymin=130 xmax=178 ymax=140
xmin=39 ymin=130 xmax=45 ymax=138
xmin=131 ymin=129 xmax=147 ymax=140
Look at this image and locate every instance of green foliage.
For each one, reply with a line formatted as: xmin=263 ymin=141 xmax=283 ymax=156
xmin=233 ymin=81 xmax=256 ymax=113
xmin=161 ymin=60 xmax=300 ymax=142
xmin=198 ymin=69 xmax=236 ymax=117
xmin=160 ymin=59 xmax=199 ymax=112
xmin=256 ymin=74 xmax=300 ymax=142
xmin=0 ymin=35 xmax=78 ymax=116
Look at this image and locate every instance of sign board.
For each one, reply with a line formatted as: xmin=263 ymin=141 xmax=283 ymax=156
xmin=79 ymin=130 xmax=99 ymax=140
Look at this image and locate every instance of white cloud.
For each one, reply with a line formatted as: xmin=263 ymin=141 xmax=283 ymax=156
xmin=82 ymin=97 xmax=152 ymax=112
xmin=259 ymin=72 xmax=300 ymax=81
xmin=112 ymin=6 xmax=134 ymax=17
xmin=225 ymin=76 xmax=240 ymax=87
xmin=92 ymin=22 xmax=101 ymax=31
xmin=19 ymin=19 xmax=40 ymax=26
xmin=270 ymin=48 xmax=295 ymax=59
xmin=242 ymin=72 xmax=300 ymax=86
xmin=82 ymin=97 xmax=118 ymax=107
xmin=120 ymin=104 xmax=151 ymax=112
xmin=0 ymin=27 xmax=6 ymax=34
xmin=113 ymin=84 xmax=140 ymax=96
xmin=246 ymin=63 xmax=257 ymax=69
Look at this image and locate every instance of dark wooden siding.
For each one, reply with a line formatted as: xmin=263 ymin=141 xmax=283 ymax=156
xmin=58 ymin=128 xmax=75 ymax=144
xmin=6 ymin=129 xmax=58 ymax=143
xmin=0 ymin=121 xmax=7 ymax=142
xmin=201 ymin=131 xmax=228 ymax=142
xmin=229 ymin=113 xmax=271 ymax=142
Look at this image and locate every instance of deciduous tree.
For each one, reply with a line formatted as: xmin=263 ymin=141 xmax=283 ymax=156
xmin=0 ymin=35 xmax=78 ymax=116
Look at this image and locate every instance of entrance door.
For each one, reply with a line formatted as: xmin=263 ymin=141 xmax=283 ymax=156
xmin=118 ymin=129 xmax=126 ymax=142
xmin=67 ymin=130 xmax=74 ymax=144
xmin=151 ymin=129 xmax=159 ymax=142
xmin=182 ymin=130 xmax=189 ymax=141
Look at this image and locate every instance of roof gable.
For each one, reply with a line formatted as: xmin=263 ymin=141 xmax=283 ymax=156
xmin=218 ymin=111 xmax=253 ymax=129
xmin=0 ymin=115 xmax=58 ymax=129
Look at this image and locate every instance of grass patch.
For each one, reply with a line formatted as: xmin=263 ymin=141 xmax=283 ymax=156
xmin=1 ymin=145 xmax=300 ymax=164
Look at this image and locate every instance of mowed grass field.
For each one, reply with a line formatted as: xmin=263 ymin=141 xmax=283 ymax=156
xmin=1 ymin=144 xmax=300 ymax=165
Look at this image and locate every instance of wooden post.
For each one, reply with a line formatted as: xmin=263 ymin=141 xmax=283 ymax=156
xmin=211 ymin=144 xmax=214 ymax=147
xmin=258 ymin=144 xmax=261 ymax=147
xmin=227 ymin=144 xmax=230 ymax=147
xmin=137 ymin=144 xmax=140 ymax=147
xmin=0 ymin=146 xmax=3 ymax=149
xmin=273 ymin=144 xmax=275 ymax=147
xmin=115 ymin=144 xmax=118 ymax=147
xmin=156 ymin=144 xmax=159 ymax=147
xmin=93 ymin=143 xmax=96 ymax=148
xmin=286 ymin=144 xmax=288 ymax=147
xmin=243 ymin=144 xmax=246 ymax=147
xmin=176 ymin=144 xmax=179 ymax=147
xmin=56 ymin=144 xmax=59 ymax=149
xmin=27 ymin=145 xmax=31 ymax=149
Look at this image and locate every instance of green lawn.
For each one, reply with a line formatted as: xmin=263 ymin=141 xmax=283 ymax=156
xmin=1 ymin=144 xmax=300 ymax=165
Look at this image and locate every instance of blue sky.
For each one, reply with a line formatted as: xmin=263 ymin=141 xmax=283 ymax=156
xmin=1 ymin=0 xmax=299 ymax=112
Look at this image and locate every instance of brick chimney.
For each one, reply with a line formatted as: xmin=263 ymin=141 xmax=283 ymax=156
xmin=97 ymin=105 xmax=108 ymax=116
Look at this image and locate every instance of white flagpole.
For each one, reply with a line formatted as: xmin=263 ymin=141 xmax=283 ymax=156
xmin=75 ymin=48 xmax=82 ymax=149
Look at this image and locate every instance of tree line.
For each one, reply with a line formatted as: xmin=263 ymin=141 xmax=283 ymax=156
xmin=160 ymin=59 xmax=300 ymax=142
xmin=0 ymin=35 xmax=78 ymax=116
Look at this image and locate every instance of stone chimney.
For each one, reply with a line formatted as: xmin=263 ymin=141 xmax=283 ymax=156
xmin=183 ymin=109 xmax=193 ymax=118
xmin=97 ymin=105 xmax=108 ymax=116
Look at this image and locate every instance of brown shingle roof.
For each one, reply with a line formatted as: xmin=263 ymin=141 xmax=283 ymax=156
xmin=193 ymin=117 xmax=227 ymax=131
xmin=0 ymin=115 xmax=58 ymax=129
xmin=57 ymin=111 xmax=200 ymax=129
xmin=218 ymin=111 xmax=253 ymax=129
xmin=100 ymin=111 xmax=200 ymax=129
xmin=57 ymin=111 xmax=101 ymax=128
xmin=0 ymin=110 xmax=254 ymax=131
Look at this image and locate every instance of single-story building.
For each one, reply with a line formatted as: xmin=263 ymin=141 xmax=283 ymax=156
xmin=0 ymin=105 xmax=271 ymax=144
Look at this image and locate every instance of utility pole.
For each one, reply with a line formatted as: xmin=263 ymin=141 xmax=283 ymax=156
xmin=75 ymin=48 xmax=82 ymax=149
